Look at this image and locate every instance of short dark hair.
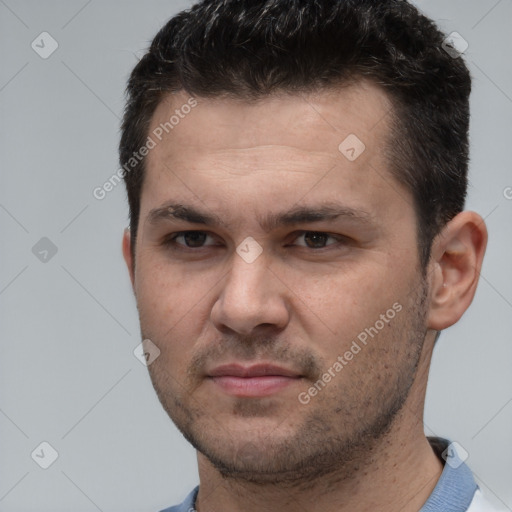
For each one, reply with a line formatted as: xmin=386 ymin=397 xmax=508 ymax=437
xmin=120 ymin=0 xmax=471 ymax=268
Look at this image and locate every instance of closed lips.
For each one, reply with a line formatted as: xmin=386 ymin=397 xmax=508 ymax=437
xmin=207 ymin=363 xmax=302 ymax=378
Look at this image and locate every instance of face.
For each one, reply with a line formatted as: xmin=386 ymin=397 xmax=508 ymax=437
xmin=127 ymin=82 xmax=431 ymax=484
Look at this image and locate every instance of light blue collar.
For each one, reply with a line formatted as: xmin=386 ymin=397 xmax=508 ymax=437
xmin=419 ymin=437 xmax=477 ymax=512
xmin=160 ymin=437 xmax=477 ymax=512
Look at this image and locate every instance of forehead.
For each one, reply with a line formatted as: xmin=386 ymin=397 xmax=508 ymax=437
xmin=147 ymin=80 xmax=392 ymax=160
xmin=140 ymin=81 xmax=402 ymax=226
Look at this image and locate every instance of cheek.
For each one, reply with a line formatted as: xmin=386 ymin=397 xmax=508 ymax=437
xmin=135 ymin=258 xmax=211 ymax=354
xmin=286 ymin=266 xmax=398 ymax=331
xmin=288 ymin=269 xmax=412 ymax=377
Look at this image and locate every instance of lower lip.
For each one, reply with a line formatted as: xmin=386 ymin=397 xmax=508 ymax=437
xmin=210 ymin=375 xmax=300 ymax=397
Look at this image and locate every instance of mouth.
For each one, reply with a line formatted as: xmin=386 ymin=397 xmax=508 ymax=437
xmin=207 ymin=363 xmax=303 ymax=397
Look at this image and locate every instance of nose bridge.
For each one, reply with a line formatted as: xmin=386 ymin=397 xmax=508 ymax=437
xmin=224 ymin=248 xmax=271 ymax=308
xmin=211 ymin=246 xmax=289 ymax=334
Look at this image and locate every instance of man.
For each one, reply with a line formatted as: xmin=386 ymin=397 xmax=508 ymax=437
xmin=119 ymin=1 xmax=499 ymax=511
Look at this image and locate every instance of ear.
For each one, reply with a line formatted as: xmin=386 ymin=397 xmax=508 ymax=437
xmin=122 ymin=228 xmax=136 ymax=292
xmin=427 ymin=211 xmax=487 ymax=331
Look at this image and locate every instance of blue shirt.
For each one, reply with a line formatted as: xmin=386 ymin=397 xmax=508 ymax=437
xmin=158 ymin=437 xmax=498 ymax=512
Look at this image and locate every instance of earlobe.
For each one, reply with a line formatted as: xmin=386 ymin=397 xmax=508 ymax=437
xmin=427 ymin=211 xmax=487 ymax=331
xmin=122 ymin=228 xmax=136 ymax=291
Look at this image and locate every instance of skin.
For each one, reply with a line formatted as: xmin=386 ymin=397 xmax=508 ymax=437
xmin=123 ymin=81 xmax=487 ymax=512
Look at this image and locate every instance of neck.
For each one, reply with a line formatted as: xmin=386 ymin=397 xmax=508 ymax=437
xmin=195 ymin=337 xmax=443 ymax=512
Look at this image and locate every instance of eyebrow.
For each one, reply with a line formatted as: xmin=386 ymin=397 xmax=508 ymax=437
xmin=147 ymin=203 xmax=222 ymax=227
xmin=147 ymin=201 xmax=374 ymax=232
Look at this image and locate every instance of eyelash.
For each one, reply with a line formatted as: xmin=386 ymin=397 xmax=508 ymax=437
xmin=162 ymin=231 xmax=350 ymax=251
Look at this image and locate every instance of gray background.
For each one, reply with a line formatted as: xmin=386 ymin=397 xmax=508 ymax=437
xmin=0 ymin=1 xmax=511 ymax=511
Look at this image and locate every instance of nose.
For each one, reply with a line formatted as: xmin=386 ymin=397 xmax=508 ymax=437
xmin=210 ymin=248 xmax=290 ymax=336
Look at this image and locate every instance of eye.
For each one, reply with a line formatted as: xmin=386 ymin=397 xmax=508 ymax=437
xmin=165 ymin=231 xmax=219 ymax=249
xmin=293 ymin=231 xmax=347 ymax=249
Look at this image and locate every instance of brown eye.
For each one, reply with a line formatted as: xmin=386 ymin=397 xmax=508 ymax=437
xmin=303 ymin=232 xmax=330 ymax=248
xmin=290 ymin=231 xmax=351 ymax=251
xmin=166 ymin=231 xmax=216 ymax=249
xmin=180 ymin=231 xmax=208 ymax=247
